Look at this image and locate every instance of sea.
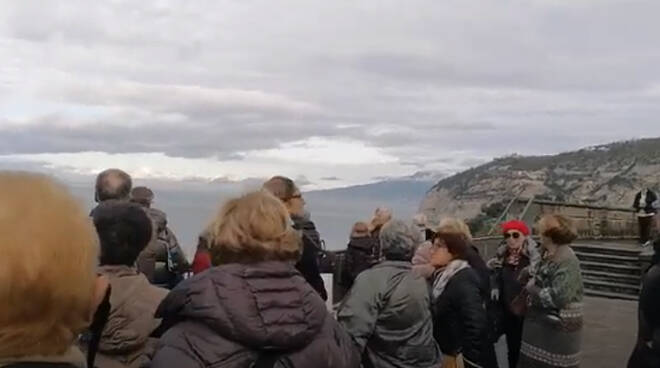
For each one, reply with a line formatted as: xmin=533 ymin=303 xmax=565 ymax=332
xmin=68 ymin=184 xmax=424 ymax=259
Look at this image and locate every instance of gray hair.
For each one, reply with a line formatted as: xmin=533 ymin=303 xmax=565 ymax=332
xmin=379 ymin=219 xmax=422 ymax=261
xmin=95 ymin=169 xmax=132 ymax=202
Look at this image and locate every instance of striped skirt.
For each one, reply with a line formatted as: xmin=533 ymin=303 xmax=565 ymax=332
xmin=518 ymin=303 xmax=583 ymax=368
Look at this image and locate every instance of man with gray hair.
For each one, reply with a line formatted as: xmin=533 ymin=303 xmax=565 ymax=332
xmin=94 ymin=168 xmax=132 ymax=203
xmin=91 ymin=169 xmax=159 ymax=284
xmin=337 ymin=219 xmax=440 ymax=368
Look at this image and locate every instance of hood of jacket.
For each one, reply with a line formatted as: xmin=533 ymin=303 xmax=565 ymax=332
xmin=156 ymin=261 xmax=328 ymax=351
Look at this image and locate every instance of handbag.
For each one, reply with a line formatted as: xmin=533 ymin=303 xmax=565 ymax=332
xmin=510 ymin=288 xmax=529 ymax=316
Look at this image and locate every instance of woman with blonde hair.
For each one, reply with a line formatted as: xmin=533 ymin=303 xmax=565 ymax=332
xmin=0 ymin=172 xmax=109 ymax=368
xmin=519 ymin=214 xmax=584 ymax=368
xmin=151 ymin=190 xmax=360 ymax=368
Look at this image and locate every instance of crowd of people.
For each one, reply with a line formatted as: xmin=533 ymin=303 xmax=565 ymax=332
xmin=0 ymin=169 xmax=658 ymax=368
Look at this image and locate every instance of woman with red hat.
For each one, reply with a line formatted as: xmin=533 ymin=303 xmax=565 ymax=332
xmin=487 ymin=220 xmax=540 ymax=368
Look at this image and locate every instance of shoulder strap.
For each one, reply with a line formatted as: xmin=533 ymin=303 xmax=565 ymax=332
xmin=86 ymin=286 xmax=112 ymax=368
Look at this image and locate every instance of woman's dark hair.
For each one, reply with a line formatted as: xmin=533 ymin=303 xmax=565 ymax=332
xmin=93 ymin=202 xmax=153 ymax=266
xmin=425 ymin=228 xmax=436 ymax=241
xmin=433 ymin=231 xmax=470 ymax=260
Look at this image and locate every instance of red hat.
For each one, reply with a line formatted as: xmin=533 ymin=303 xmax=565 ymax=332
xmin=501 ymin=220 xmax=530 ymax=236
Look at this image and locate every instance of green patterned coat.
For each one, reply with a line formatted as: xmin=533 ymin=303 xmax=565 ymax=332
xmin=519 ymin=245 xmax=584 ymax=368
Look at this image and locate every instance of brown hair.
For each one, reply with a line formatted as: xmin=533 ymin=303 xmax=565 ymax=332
xmin=0 ymin=173 xmax=98 ymax=357
xmin=262 ymin=176 xmax=298 ymax=201
xmin=351 ymin=221 xmax=370 ymax=237
xmin=437 ymin=217 xmax=473 ymax=241
xmin=538 ymin=214 xmax=578 ymax=245
xmin=433 ymin=231 xmax=470 ymax=259
xmin=207 ymin=190 xmax=301 ymax=265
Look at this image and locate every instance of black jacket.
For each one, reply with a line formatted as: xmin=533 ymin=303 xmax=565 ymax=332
xmin=629 ymin=263 xmax=660 ymax=368
xmin=341 ymin=236 xmax=377 ymax=288
xmin=466 ymin=246 xmax=491 ymax=301
xmin=634 ymin=189 xmax=658 ymax=214
xmin=433 ymin=268 xmax=488 ymax=368
xmin=292 ymin=215 xmax=328 ymax=301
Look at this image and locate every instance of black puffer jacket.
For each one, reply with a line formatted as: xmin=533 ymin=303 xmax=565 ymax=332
xmin=341 ymin=236 xmax=377 ymax=288
xmin=151 ymin=262 xmax=360 ymax=368
xmin=291 ymin=215 xmax=328 ymax=301
xmin=629 ymin=260 xmax=660 ymax=368
xmin=433 ymin=268 xmax=488 ymax=368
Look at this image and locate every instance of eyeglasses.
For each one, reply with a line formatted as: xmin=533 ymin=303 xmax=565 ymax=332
xmin=504 ymin=232 xmax=521 ymax=239
xmin=288 ymin=194 xmax=303 ymax=200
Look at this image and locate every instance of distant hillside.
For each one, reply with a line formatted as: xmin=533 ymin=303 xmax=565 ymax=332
xmin=420 ymin=137 xmax=660 ymax=234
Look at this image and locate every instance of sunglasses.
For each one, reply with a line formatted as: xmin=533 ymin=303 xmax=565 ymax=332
xmin=504 ymin=232 xmax=521 ymax=239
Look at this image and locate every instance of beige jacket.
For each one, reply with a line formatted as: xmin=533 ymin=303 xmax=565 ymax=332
xmin=95 ymin=266 xmax=168 ymax=368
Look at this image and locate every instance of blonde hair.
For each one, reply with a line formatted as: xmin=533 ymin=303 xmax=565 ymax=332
xmin=0 ymin=173 xmax=98 ymax=357
xmin=351 ymin=221 xmax=370 ymax=237
xmin=207 ymin=190 xmax=301 ymax=265
xmin=370 ymin=206 xmax=393 ymax=230
xmin=437 ymin=217 xmax=473 ymax=241
xmin=538 ymin=214 xmax=578 ymax=245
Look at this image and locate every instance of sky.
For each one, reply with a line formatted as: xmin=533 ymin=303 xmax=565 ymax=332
xmin=2 ymin=0 xmax=660 ymax=189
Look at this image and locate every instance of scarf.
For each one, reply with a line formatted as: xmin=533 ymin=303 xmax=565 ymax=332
xmin=506 ymin=246 xmax=523 ymax=266
xmin=432 ymin=259 xmax=469 ymax=299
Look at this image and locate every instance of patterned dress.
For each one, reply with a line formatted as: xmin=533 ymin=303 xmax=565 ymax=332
xmin=518 ymin=245 xmax=584 ymax=368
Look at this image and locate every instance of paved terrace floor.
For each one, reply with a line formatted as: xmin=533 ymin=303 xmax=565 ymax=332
xmin=495 ymin=296 xmax=638 ymax=368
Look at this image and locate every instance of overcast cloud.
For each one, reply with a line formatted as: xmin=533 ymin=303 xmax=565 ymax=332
xmin=1 ymin=0 xmax=660 ymax=188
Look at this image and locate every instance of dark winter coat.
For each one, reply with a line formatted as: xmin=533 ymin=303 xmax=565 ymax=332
xmin=433 ymin=268 xmax=488 ymax=368
xmin=341 ymin=236 xmax=377 ymax=288
xmin=466 ymin=245 xmax=491 ymax=301
xmin=291 ymin=215 xmax=328 ymax=301
xmin=488 ymin=239 xmax=541 ymax=314
xmin=634 ymin=189 xmax=658 ymax=214
xmin=151 ymin=261 xmax=360 ymax=368
xmin=628 ymin=262 xmax=660 ymax=368
xmin=337 ymin=261 xmax=441 ymax=368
